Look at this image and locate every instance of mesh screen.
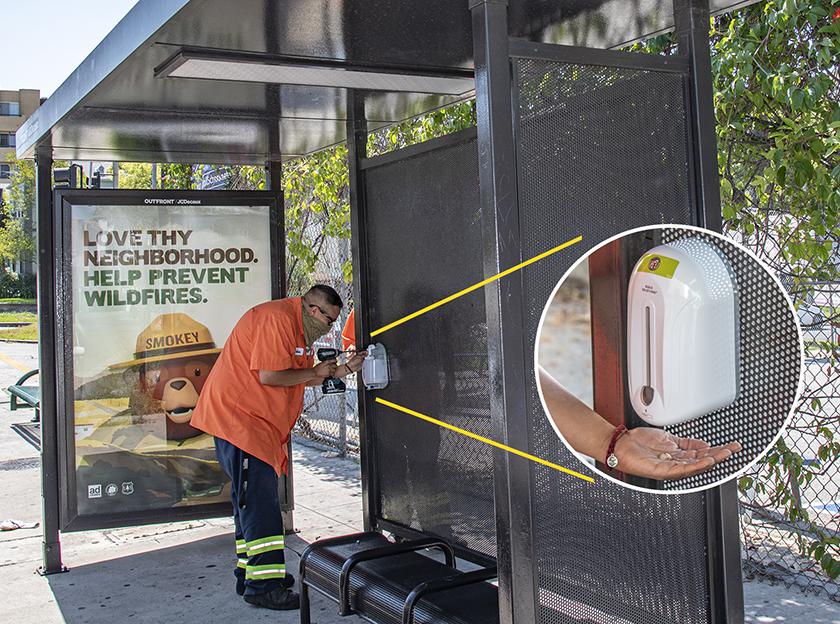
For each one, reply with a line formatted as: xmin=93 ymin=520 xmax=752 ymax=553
xmin=660 ymin=229 xmax=802 ymax=490
xmin=515 ymin=58 xmax=713 ymax=622
xmin=363 ymin=133 xmax=496 ymax=558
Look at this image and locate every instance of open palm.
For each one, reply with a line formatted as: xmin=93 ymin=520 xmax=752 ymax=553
xmin=614 ymin=428 xmax=741 ymax=481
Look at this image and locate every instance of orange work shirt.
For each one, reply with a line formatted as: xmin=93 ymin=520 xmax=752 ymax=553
xmin=192 ymin=297 xmax=314 ymax=475
xmin=341 ymin=308 xmax=355 ymax=352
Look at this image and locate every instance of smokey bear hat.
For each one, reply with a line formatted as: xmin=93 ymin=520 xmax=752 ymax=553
xmin=109 ymin=313 xmax=222 ymax=369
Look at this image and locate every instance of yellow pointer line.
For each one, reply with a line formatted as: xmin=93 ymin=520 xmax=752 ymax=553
xmin=371 ymin=235 xmax=583 ymax=337
xmin=0 ymin=352 xmax=31 ymax=373
xmin=376 ymin=397 xmax=595 ymax=484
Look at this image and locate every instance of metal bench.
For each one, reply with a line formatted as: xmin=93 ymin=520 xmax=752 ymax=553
xmin=8 ymin=369 xmax=40 ymax=423
xmin=299 ymin=532 xmax=499 ymax=624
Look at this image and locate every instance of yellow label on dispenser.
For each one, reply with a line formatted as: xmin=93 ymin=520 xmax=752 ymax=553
xmin=637 ymin=253 xmax=679 ymax=279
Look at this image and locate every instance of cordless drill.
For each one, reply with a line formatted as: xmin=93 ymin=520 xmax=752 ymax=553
xmin=316 ymin=348 xmax=346 ymax=395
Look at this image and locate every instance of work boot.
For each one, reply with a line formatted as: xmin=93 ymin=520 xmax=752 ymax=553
xmin=243 ymin=587 xmax=300 ymax=610
xmin=237 ymin=573 xmax=295 ymax=596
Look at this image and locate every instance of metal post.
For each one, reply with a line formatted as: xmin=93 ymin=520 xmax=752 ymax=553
xmin=675 ymin=0 xmax=723 ymax=231
xmin=35 ymin=147 xmax=65 ymax=575
xmin=267 ymin=159 xmax=294 ymax=532
xmin=470 ymin=1 xmax=536 ymax=622
xmin=675 ymin=1 xmax=744 ymax=621
xmin=346 ymin=89 xmax=377 ymax=531
xmin=338 ymin=235 xmax=351 ymax=457
xmin=338 ymin=391 xmax=348 ymax=458
xmin=705 ymin=481 xmax=746 ymax=623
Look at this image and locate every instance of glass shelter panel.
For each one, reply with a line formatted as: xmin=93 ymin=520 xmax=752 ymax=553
xmin=60 ymin=195 xmax=274 ymax=530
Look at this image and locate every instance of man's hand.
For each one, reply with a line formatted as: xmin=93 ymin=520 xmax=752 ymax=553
xmin=313 ymin=360 xmax=338 ymax=379
xmin=612 ymin=428 xmax=741 ymax=480
xmin=344 ymin=350 xmax=368 ymax=374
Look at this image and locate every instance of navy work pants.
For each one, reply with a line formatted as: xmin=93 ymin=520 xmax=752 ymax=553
xmin=214 ymin=437 xmax=286 ymax=596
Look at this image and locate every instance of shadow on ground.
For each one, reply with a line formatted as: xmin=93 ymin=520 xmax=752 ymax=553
xmin=46 ymin=533 xmax=346 ymax=624
xmin=292 ymin=439 xmax=361 ymax=487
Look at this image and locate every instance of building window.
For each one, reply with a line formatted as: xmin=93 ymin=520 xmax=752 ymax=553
xmin=0 ymin=164 xmax=10 ymax=179
xmin=0 ymin=102 xmax=20 ymax=116
xmin=0 ymin=133 xmax=15 ymax=148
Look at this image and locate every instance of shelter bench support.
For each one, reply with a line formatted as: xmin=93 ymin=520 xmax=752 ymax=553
xmin=299 ymin=532 xmax=498 ymax=624
xmin=8 ymin=369 xmax=40 ymax=422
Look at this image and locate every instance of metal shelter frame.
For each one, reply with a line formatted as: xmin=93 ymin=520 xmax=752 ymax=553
xmin=22 ymin=0 xmax=749 ymax=621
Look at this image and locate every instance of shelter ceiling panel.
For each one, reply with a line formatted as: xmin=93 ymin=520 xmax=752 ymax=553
xmin=151 ymin=0 xmax=475 ymax=71
xmin=46 ymin=107 xmax=381 ymax=164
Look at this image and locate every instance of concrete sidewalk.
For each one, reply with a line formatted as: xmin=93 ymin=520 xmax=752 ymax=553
xmin=0 ymin=340 xmax=838 ymax=623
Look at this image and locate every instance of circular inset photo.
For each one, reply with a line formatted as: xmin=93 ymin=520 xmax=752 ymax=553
xmin=535 ymin=224 xmax=804 ymax=493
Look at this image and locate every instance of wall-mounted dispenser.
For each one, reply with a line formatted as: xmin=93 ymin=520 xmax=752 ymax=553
xmin=362 ymin=343 xmax=389 ymax=390
xmin=627 ymin=237 xmax=739 ymax=427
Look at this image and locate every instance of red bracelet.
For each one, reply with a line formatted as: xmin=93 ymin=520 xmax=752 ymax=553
xmin=605 ymin=424 xmax=628 ymax=469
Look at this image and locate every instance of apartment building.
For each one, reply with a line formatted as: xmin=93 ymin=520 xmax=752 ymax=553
xmin=0 ymin=89 xmax=40 ymax=187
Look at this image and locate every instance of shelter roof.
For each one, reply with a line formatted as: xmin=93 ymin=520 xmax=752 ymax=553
xmin=17 ymin=0 xmax=756 ymax=164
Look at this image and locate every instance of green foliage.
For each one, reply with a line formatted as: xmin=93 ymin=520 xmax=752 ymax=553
xmin=712 ymin=1 xmax=839 ymax=299
xmin=367 ymin=100 xmax=477 ymax=157
xmin=0 ymin=269 xmax=36 ymax=298
xmin=222 ymin=165 xmax=266 ymax=190
xmin=117 ymin=163 xmax=153 ymax=189
xmin=0 ymin=153 xmax=36 ymax=264
xmin=706 ymin=1 xmax=839 ymax=581
xmin=0 ymin=311 xmax=36 ymax=322
xmin=0 ymin=322 xmax=38 ymax=341
xmin=284 ymin=146 xmax=350 ymax=295
xmin=117 ymin=163 xmax=199 ymax=189
xmin=282 ymin=99 xmax=476 ymax=295
xmin=159 ymin=163 xmax=197 ymax=189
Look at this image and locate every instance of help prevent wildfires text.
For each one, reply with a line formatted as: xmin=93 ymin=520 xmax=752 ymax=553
xmin=81 ymin=228 xmax=258 ymax=307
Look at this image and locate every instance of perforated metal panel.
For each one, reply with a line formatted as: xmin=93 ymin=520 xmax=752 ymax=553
xmin=362 ymin=131 xmax=496 ymax=558
xmin=661 ymin=228 xmax=802 ymax=490
xmin=514 ymin=57 xmax=714 ymax=623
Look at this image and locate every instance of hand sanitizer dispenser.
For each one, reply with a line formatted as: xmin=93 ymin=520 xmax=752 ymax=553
xmin=627 ymin=237 xmax=739 ymax=427
xmin=362 ymin=343 xmax=389 ymax=390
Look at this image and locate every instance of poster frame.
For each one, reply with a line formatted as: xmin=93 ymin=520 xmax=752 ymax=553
xmin=54 ymin=189 xmax=280 ymax=532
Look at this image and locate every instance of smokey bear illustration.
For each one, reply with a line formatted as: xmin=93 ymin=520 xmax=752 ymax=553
xmin=110 ymin=313 xmax=221 ymax=440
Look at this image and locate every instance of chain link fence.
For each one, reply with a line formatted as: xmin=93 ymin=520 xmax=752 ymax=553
xmin=288 ymin=218 xmax=359 ymax=457
xmin=732 ymin=226 xmax=839 ymax=600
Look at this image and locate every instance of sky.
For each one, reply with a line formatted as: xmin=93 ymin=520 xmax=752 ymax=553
xmin=0 ymin=1 xmax=139 ymax=97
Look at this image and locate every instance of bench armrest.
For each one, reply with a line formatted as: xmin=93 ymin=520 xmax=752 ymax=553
xmin=300 ymin=531 xmax=380 ymax=584
xmin=403 ymin=566 xmax=498 ymax=624
xmin=15 ymin=369 xmax=39 ymax=385
xmin=339 ymin=537 xmax=456 ymax=615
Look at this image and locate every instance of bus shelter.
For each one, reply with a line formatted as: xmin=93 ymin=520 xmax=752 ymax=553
xmin=16 ymin=1 xmax=758 ymax=621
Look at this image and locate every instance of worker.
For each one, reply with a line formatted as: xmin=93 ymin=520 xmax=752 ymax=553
xmin=341 ymin=307 xmax=355 ymax=353
xmin=191 ymin=285 xmax=367 ymax=610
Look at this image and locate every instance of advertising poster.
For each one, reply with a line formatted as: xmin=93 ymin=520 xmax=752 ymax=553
xmin=70 ymin=202 xmax=272 ymax=517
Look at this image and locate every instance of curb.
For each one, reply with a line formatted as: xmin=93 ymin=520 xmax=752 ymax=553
xmin=0 ymin=339 xmax=38 ymax=344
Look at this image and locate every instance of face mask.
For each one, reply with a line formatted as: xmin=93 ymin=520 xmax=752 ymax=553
xmin=301 ymin=301 xmax=332 ymax=347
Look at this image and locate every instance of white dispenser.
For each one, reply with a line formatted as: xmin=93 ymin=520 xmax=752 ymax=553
xmin=627 ymin=237 xmax=738 ymax=426
xmin=362 ymin=343 xmax=389 ymax=390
